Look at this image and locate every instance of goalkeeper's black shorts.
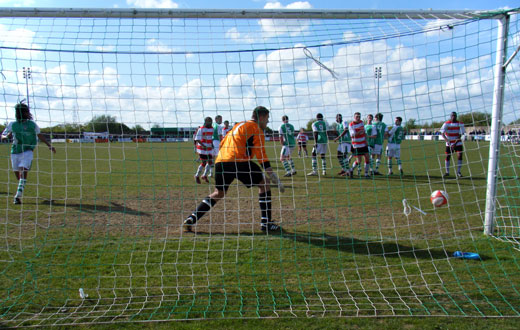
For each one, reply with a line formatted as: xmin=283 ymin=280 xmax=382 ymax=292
xmin=214 ymin=161 xmax=264 ymax=192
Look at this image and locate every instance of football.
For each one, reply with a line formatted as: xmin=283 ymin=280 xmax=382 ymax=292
xmin=430 ymin=190 xmax=448 ymax=207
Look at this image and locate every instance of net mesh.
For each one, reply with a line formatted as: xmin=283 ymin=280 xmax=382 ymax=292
xmin=0 ymin=8 xmax=519 ymax=327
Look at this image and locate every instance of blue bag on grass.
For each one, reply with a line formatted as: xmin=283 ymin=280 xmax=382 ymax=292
xmin=453 ymin=251 xmax=481 ymax=260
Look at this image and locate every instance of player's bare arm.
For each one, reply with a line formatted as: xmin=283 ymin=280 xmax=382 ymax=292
xmin=37 ymin=133 xmax=56 ymax=153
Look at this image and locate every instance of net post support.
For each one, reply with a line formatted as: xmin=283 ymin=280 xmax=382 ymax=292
xmin=484 ymin=14 xmax=510 ymax=236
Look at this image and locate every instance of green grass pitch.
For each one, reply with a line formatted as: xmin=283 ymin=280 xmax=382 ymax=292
xmin=0 ymin=139 xmax=519 ymax=327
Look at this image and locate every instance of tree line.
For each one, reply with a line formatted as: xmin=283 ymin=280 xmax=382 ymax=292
xmin=0 ymin=111 xmax=504 ymax=135
xmin=1 ymin=115 xmax=148 ymax=135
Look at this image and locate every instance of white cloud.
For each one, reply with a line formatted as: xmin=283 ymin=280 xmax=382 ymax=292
xmin=0 ymin=24 xmax=35 ymax=48
xmin=126 ymin=0 xmax=179 ymax=8
xmin=146 ymin=39 xmax=174 ymax=53
xmin=342 ymin=31 xmax=358 ymax=42
xmin=260 ymin=2 xmax=313 ymax=39
xmin=225 ymin=27 xmax=256 ymax=44
xmin=264 ymin=1 xmax=311 ymax=9
xmin=226 ymin=2 xmax=313 ymax=43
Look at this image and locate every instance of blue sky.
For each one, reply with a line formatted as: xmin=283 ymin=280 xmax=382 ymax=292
xmin=0 ymin=1 xmax=518 ymax=129
xmin=0 ymin=0 xmax=516 ymax=11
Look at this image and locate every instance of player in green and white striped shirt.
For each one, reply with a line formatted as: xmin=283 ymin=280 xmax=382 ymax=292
xmin=209 ymin=115 xmax=223 ymax=177
xmin=364 ymin=114 xmax=377 ymax=175
xmin=308 ymin=113 xmax=328 ymax=176
xmin=334 ymin=114 xmax=352 ymax=175
xmin=386 ymin=117 xmax=404 ymax=175
xmin=2 ymin=101 xmax=56 ymax=204
xmin=372 ymin=113 xmax=388 ymax=175
xmin=278 ymin=115 xmax=297 ymax=177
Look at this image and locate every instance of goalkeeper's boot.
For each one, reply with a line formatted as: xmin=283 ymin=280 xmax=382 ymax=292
xmin=183 ymin=217 xmax=196 ymax=232
xmin=261 ymin=222 xmax=281 ymax=234
xmin=194 ymin=175 xmax=201 ymax=184
xmin=13 ymin=197 xmax=21 ymax=205
xmin=443 ymin=173 xmax=450 ymax=178
xmin=457 ymin=172 xmax=463 ymax=178
xmin=201 ymin=176 xmax=209 ymax=183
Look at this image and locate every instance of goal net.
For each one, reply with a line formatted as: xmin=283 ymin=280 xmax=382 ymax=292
xmin=0 ymin=7 xmax=519 ymax=327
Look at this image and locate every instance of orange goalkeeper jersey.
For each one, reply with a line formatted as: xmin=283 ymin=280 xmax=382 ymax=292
xmin=216 ymin=120 xmax=270 ymax=166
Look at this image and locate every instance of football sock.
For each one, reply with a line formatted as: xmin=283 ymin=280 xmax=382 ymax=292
xmin=351 ymin=161 xmax=358 ymax=172
xmin=283 ymin=160 xmax=291 ymax=173
xmin=203 ymin=164 xmax=211 ymax=177
xmin=189 ymin=197 xmax=217 ymax=223
xmin=195 ymin=164 xmax=204 ymax=177
xmin=259 ymin=191 xmax=272 ymax=223
xmin=312 ymin=157 xmax=317 ymax=172
xmin=15 ymin=179 xmax=27 ymax=198
xmin=341 ymin=157 xmax=349 ymax=171
xmin=290 ymin=159 xmax=295 ymax=171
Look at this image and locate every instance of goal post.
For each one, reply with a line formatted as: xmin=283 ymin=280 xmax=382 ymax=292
xmin=0 ymin=7 xmax=520 ymax=327
xmin=485 ymin=14 xmax=509 ymax=236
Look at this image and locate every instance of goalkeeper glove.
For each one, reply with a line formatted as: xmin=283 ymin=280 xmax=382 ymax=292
xmin=268 ymin=172 xmax=285 ymax=193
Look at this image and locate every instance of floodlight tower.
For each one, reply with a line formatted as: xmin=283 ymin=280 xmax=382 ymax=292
xmin=23 ymin=67 xmax=32 ymax=108
xmin=374 ymin=66 xmax=382 ymax=113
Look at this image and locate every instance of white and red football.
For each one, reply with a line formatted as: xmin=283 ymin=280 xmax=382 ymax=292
xmin=430 ymin=190 xmax=448 ymax=207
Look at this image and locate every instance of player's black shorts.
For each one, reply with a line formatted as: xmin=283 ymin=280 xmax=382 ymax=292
xmin=214 ymin=161 xmax=264 ymax=192
xmin=445 ymin=145 xmax=463 ymax=154
xmin=198 ymin=154 xmax=212 ymax=162
xmin=298 ymin=142 xmax=307 ymax=147
xmin=352 ymin=146 xmax=369 ymax=156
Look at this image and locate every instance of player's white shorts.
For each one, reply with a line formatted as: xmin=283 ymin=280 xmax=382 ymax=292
xmin=386 ymin=143 xmax=401 ymax=158
xmin=280 ymin=146 xmax=295 ymax=157
xmin=313 ymin=143 xmax=327 ymax=155
xmin=337 ymin=142 xmax=351 ymax=154
xmin=11 ymin=150 xmax=34 ymax=170
xmin=372 ymin=144 xmax=383 ymax=155
xmin=212 ymin=140 xmax=220 ymax=157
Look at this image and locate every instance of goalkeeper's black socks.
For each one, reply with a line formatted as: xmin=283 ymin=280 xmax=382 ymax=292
xmin=259 ymin=191 xmax=272 ymax=223
xmin=188 ymin=197 xmax=217 ymax=223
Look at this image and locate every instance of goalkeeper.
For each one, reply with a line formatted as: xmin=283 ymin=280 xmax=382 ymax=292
xmin=183 ymin=106 xmax=284 ymax=233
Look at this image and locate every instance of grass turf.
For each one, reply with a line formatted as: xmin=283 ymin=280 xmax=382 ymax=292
xmin=0 ymin=139 xmax=519 ymax=327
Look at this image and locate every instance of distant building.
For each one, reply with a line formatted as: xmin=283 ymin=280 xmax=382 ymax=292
xmin=150 ymin=127 xmax=197 ymax=139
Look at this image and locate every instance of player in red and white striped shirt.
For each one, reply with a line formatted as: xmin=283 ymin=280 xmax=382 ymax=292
xmin=440 ymin=112 xmax=466 ymax=178
xmin=345 ymin=112 xmax=370 ymax=178
xmin=296 ymin=128 xmax=309 ymax=157
xmin=194 ymin=117 xmax=214 ymax=184
xmin=221 ymin=120 xmax=231 ymax=137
